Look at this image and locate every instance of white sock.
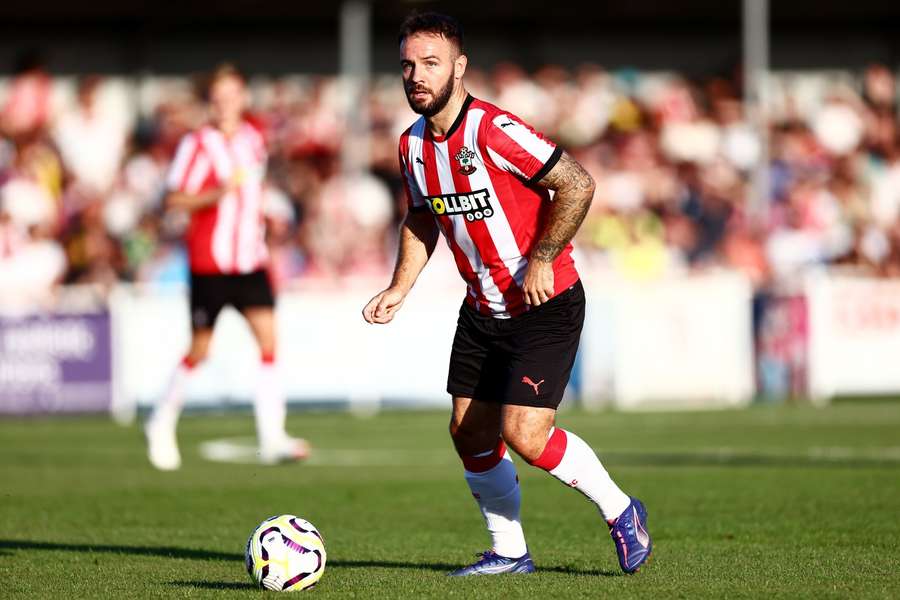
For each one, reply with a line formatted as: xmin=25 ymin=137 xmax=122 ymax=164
xmin=148 ymin=362 xmax=192 ymax=432
xmin=254 ymin=359 xmax=288 ymax=448
xmin=538 ymin=428 xmax=632 ymax=522
xmin=463 ymin=449 xmax=528 ymax=558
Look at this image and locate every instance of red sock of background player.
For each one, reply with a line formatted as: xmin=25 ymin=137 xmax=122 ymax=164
xmin=254 ymin=352 xmax=288 ymax=450
xmin=147 ymin=356 xmax=196 ymax=432
xmin=529 ymin=427 xmax=632 ymax=522
xmin=461 ymin=439 xmax=529 ymax=558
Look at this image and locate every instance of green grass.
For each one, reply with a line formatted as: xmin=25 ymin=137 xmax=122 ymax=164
xmin=1 ymin=402 xmax=899 ymax=598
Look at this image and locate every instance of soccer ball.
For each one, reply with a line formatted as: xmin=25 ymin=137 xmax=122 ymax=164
xmin=245 ymin=515 xmax=326 ymax=592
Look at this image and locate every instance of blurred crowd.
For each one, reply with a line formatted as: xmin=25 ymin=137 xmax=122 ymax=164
xmin=3 ymin=54 xmax=900 ymax=308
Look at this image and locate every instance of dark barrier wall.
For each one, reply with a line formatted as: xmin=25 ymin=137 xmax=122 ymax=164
xmin=0 ymin=0 xmax=899 ymax=75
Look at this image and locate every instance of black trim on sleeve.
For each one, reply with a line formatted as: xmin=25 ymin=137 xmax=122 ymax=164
xmin=528 ymin=146 xmax=563 ymax=185
xmin=408 ymin=204 xmax=431 ymax=213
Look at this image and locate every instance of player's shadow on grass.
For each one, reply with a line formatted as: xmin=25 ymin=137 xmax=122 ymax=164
xmin=326 ymin=559 xmax=618 ymax=577
xmin=170 ymin=581 xmax=256 ymax=590
xmin=0 ymin=539 xmax=238 ymax=562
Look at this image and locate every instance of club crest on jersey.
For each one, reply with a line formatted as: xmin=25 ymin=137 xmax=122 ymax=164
xmin=426 ymin=188 xmax=494 ymax=222
xmin=454 ymin=146 xmax=477 ymax=175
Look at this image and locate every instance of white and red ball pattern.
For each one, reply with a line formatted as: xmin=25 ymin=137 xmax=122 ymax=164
xmin=245 ymin=515 xmax=326 ymax=592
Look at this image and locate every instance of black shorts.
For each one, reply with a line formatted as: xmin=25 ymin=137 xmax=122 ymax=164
xmin=447 ymin=280 xmax=585 ymax=409
xmin=189 ymin=270 xmax=275 ymax=330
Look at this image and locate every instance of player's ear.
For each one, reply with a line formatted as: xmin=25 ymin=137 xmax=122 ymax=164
xmin=454 ymin=53 xmax=468 ymax=81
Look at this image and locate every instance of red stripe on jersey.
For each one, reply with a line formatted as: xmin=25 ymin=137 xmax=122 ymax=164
xmin=445 ymin=117 xmax=525 ymax=315
xmin=420 ymin=127 xmax=491 ymax=314
xmin=187 ymin=206 xmax=220 ymax=274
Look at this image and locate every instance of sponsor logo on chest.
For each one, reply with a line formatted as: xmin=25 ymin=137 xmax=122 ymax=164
xmin=426 ymin=188 xmax=494 ymax=222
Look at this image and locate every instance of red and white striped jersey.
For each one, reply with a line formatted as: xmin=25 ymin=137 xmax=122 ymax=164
xmin=399 ymin=95 xmax=579 ymax=318
xmin=166 ymin=120 xmax=268 ymax=275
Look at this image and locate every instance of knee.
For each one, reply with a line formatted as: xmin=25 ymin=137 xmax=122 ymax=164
xmin=449 ymin=414 xmax=495 ymax=454
xmin=448 ymin=413 xmax=475 ymax=442
xmin=502 ymin=422 xmax=549 ymax=464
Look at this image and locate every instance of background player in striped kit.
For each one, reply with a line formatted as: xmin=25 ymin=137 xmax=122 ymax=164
xmin=363 ymin=13 xmax=652 ymax=576
xmin=144 ymin=64 xmax=308 ymax=470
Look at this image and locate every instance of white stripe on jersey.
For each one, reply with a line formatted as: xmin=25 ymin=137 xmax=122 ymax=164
xmin=434 ymin=139 xmax=507 ymax=314
xmin=466 ymin=109 xmax=529 ymax=290
xmin=167 ymin=135 xmax=198 ymax=190
xmin=486 ymin=146 xmax=525 ymax=179
xmin=491 ymin=114 xmax=556 ymax=163
xmin=212 ymin=192 xmax=237 ymax=272
xmin=201 ymin=129 xmax=234 ymax=182
xmin=232 ymin=135 xmax=263 ymax=273
xmin=185 ymin=153 xmax=211 ymax=195
xmin=202 ymin=128 xmax=237 ymax=272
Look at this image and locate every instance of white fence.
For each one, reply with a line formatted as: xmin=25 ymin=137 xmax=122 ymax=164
xmin=107 ymin=269 xmax=756 ymax=421
xmin=14 ymin=269 xmax=900 ymax=419
xmin=807 ymin=273 xmax=900 ymax=402
xmin=109 ymin=282 xmax=461 ymax=421
xmin=580 ymin=271 xmax=755 ymax=410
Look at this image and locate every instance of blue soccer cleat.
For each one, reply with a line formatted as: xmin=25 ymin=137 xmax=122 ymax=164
xmin=608 ymin=497 xmax=652 ymax=573
xmin=448 ymin=550 xmax=535 ymax=576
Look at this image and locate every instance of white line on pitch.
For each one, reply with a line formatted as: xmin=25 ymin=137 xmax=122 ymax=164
xmin=198 ymin=437 xmax=454 ymax=466
xmin=197 ymin=437 xmax=900 ymax=467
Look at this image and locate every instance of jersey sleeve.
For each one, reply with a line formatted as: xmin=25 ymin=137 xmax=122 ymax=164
xmin=482 ymin=113 xmax=563 ymax=184
xmin=399 ymin=148 xmax=428 ymax=213
xmin=165 ymin=133 xmax=201 ymax=193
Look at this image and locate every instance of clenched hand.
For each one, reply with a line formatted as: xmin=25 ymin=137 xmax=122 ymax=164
xmin=362 ymin=287 xmax=408 ymax=324
xmin=522 ymin=259 xmax=554 ymax=306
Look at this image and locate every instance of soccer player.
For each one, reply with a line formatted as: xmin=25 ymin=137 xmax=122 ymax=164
xmin=145 ymin=64 xmax=308 ymax=470
xmin=363 ymin=13 xmax=652 ymax=575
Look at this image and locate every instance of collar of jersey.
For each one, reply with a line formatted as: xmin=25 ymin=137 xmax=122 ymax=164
xmin=429 ymin=94 xmax=475 ymax=142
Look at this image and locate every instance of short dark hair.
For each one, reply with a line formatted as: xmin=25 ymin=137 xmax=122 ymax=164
xmin=202 ymin=62 xmax=245 ymax=100
xmin=398 ymin=12 xmax=464 ymax=54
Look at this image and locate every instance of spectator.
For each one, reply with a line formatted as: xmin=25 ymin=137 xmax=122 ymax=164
xmin=0 ymin=60 xmax=899 ymax=297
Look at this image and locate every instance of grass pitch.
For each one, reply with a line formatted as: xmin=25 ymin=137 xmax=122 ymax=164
xmin=1 ymin=401 xmax=899 ymax=598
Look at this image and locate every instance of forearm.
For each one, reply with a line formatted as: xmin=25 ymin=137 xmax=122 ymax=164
xmin=533 ymin=152 xmax=595 ymax=262
xmin=531 ymin=189 xmax=592 ymax=263
xmin=390 ymin=211 xmax=439 ymax=293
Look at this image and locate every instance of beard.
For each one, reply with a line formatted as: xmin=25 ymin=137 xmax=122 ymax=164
xmin=405 ymin=73 xmax=454 ymax=117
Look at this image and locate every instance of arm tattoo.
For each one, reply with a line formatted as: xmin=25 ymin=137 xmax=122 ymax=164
xmin=532 ymin=151 xmax=595 ymax=262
